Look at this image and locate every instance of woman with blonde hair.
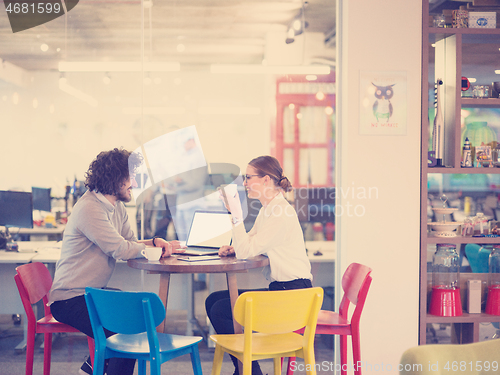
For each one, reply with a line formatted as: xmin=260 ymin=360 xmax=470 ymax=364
xmin=205 ymin=155 xmax=312 ymax=375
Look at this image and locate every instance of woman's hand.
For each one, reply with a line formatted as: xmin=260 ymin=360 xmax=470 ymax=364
xmin=219 ymin=245 xmax=235 ymax=257
xmin=218 ymin=187 xmax=243 ymax=223
xmin=154 ymin=238 xmax=185 ymax=258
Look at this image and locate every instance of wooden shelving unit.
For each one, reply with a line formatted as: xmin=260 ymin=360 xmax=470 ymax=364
xmin=420 ymin=2 xmax=500 ymax=344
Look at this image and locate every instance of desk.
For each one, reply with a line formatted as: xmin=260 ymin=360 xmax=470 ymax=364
xmin=306 ymin=240 xmax=336 ymax=262
xmin=0 ymin=250 xmax=37 ymax=264
xmin=128 ymin=255 xmax=269 ymax=336
xmin=14 ymin=225 xmax=65 ymax=241
xmin=0 ymin=250 xmax=37 ymax=352
xmin=306 ymin=241 xmax=335 ymax=291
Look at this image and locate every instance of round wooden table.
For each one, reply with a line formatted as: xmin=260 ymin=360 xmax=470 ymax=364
xmin=128 ymin=255 xmax=269 ymax=334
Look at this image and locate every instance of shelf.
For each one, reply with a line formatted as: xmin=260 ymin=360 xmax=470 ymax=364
xmin=461 ymin=98 xmax=500 ymax=108
xmin=427 ymin=167 xmax=500 ymax=174
xmin=425 ymin=236 xmax=500 ymax=244
xmin=421 ymin=2 xmax=500 ymax=345
xmin=428 ymin=27 xmax=500 ymax=35
xmin=426 ymin=312 xmax=500 ymax=324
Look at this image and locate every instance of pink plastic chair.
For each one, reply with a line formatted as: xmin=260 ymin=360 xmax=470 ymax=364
xmin=286 ymin=263 xmax=372 ymax=375
xmin=15 ymin=262 xmax=94 ymax=375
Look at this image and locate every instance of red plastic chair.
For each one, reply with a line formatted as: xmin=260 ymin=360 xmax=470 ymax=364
xmin=14 ymin=262 xmax=94 ymax=375
xmin=286 ymin=263 xmax=372 ymax=375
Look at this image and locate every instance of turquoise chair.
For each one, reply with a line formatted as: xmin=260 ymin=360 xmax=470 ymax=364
xmin=84 ymin=287 xmax=203 ymax=375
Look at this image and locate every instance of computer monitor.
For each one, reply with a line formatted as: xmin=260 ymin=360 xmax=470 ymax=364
xmin=32 ymin=187 xmax=52 ymax=212
xmin=0 ymin=190 xmax=34 ymax=229
xmin=295 ymin=187 xmax=336 ymax=223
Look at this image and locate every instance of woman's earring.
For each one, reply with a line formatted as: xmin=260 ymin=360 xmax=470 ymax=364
xmin=264 ymin=182 xmax=266 ymax=186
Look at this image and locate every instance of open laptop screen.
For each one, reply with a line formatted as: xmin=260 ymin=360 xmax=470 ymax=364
xmin=186 ymin=211 xmax=232 ymax=248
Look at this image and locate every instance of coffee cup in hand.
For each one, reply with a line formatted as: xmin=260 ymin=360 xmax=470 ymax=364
xmin=141 ymin=247 xmax=162 ymax=262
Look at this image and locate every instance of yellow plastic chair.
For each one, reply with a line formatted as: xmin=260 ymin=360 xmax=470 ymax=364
xmin=210 ymin=287 xmax=324 ymax=375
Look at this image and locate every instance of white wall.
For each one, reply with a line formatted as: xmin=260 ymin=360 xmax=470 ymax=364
xmin=337 ymin=0 xmax=421 ymax=373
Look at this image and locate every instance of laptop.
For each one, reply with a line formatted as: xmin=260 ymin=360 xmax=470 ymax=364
xmin=180 ymin=211 xmax=233 ymax=256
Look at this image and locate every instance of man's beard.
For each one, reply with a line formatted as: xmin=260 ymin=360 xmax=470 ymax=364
xmin=116 ymin=188 xmax=132 ymax=203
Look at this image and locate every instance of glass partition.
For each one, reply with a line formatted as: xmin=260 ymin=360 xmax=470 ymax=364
xmin=0 ymin=0 xmax=336 ymax=240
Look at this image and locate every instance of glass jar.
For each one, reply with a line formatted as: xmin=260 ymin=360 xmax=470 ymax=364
xmin=432 ymin=244 xmax=460 ymax=289
xmin=462 ymin=217 xmax=474 ymax=237
xmin=492 ymin=144 xmax=500 ymax=164
xmin=486 ymin=245 xmax=500 ymax=315
xmin=475 ymin=212 xmax=488 ymax=235
xmin=429 ymin=244 xmax=463 ymax=316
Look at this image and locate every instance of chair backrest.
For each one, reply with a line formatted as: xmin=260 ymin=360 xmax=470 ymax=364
xmin=84 ymin=287 xmax=166 ymax=335
xmin=233 ymin=287 xmax=324 ymax=334
xmin=400 ymin=339 xmax=500 ymax=375
xmin=339 ymin=263 xmax=372 ymax=321
xmin=15 ymin=262 xmax=53 ymax=317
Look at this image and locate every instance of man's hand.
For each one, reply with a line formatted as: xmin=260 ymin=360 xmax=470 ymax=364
xmin=219 ymin=245 xmax=235 ymax=257
xmin=154 ymin=239 xmax=186 ymax=258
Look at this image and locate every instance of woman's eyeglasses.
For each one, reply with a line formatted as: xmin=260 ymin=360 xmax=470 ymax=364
xmin=243 ymin=174 xmax=260 ymax=182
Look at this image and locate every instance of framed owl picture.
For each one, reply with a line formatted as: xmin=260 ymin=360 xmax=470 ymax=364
xmin=359 ymin=70 xmax=407 ymax=135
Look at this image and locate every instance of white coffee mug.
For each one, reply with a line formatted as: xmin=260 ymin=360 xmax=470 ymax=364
xmin=141 ymin=246 xmax=162 ymax=262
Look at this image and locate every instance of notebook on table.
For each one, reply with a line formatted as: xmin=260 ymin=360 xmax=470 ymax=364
xmin=180 ymin=211 xmax=233 ymax=256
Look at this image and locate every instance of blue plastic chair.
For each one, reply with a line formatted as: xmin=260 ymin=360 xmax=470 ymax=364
xmin=84 ymin=287 xmax=203 ymax=375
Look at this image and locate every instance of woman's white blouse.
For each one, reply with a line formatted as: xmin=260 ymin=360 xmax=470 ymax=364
xmin=232 ymin=193 xmax=312 ymax=283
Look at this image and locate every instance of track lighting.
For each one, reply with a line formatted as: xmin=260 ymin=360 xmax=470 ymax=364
xmin=285 ymin=7 xmax=308 ymax=44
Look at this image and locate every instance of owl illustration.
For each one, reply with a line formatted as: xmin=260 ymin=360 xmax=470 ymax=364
xmin=372 ymin=83 xmax=395 ymax=122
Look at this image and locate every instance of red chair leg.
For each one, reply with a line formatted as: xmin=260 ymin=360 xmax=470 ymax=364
xmin=25 ymin=325 xmax=35 ymax=375
xmin=88 ymin=337 xmax=95 ymax=366
xmin=352 ymin=328 xmax=362 ymax=375
xmin=43 ymin=333 xmax=52 ymax=375
xmin=340 ymin=335 xmax=347 ymax=375
xmin=287 ymin=357 xmax=296 ymax=375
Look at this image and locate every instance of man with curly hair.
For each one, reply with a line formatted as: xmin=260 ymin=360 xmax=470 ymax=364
xmin=48 ymin=148 xmax=184 ymax=375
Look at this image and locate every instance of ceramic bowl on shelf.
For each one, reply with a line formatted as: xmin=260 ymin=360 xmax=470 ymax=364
xmin=427 ymin=222 xmax=462 ymax=237
xmin=432 ymin=207 xmax=458 ymax=216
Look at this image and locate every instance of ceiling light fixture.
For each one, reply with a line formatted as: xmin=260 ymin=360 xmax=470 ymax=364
xmin=285 ymin=5 xmax=309 ymax=44
xmin=59 ymin=77 xmax=98 ymax=107
xmin=102 ymin=73 xmax=111 ymax=85
xmin=210 ymin=64 xmax=330 ymax=75
xmin=58 ymin=61 xmax=180 ymax=72
xmin=122 ymin=107 xmax=186 ymax=115
xmin=197 ymin=107 xmax=261 ymax=115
